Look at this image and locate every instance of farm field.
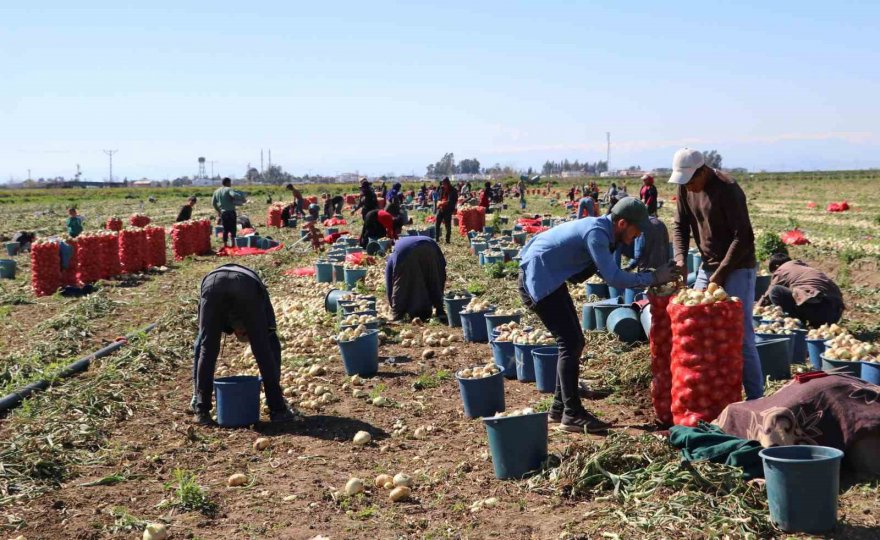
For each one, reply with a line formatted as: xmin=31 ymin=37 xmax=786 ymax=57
xmin=1 ymin=171 xmax=880 ymax=539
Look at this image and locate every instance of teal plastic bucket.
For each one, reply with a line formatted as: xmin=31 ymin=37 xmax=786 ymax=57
xmin=531 ymin=346 xmax=559 ymax=393
xmin=365 ymin=241 xmax=384 ymax=256
xmin=791 ymin=329 xmax=807 ymax=364
xmin=821 ymin=357 xmax=861 ymax=377
xmin=484 ymin=313 xmax=521 ymax=338
xmin=457 ymin=370 xmax=505 ymax=418
xmin=586 ymin=282 xmax=609 ymax=299
xmin=639 ymin=305 xmax=652 ymax=337
xmin=0 ymin=259 xmax=15 ymax=279
xmin=607 ymin=285 xmax=621 ymax=300
xmin=323 ymin=289 xmax=347 ymax=313
xmin=345 ymin=237 xmax=359 ymax=247
xmin=338 ymin=330 xmax=379 ymax=377
xmin=346 ymin=247 xmax=364 ymax=256
xmin=483 ymin=412 xmax=549 ymax=479
xmin=333 ymin=264 xmax=344 ymax=281
xmin=760 ymin=445 xmax=843 ymax=534
xmin=472 ymin=242 xmax=488 ymax=255
xmin=377 ymin=238 xmax=390 ymax=251
xmin=514 ymin=343 xmax=543 ymax=382
xmin=624 ymin=288 xmax=645 ymax=304
xmin=513 ymin=232 xmax=527 ymax=245
xmin=5 ymin=242 xmax=20 ymax=257
xmin=593 ymin=303 xmax=620 ymax=331
xmin=502 ymin=248 xmax=519 ymax=261
xmin=214 ymin=375 xmax=262 ymax=427
xmin=484 ymin=254 xmax=504 ymax=265
xmin=483 ymin=225 xmax=495 ymax=235
xmin=806 ymin=339 xmax=826 ymax=370
xmin=343 ymin=267 xmax=368 ymax=290
xmin=235 ymin=237 xmax=249 ymax=247
xmin=606 ymin=307 xmax=644 ymax=344
xmin=460 ymin=309 xmax=494 ymax=343
xmin=326 ymin=227 xmax=339 ymax=235
xmin=756 ymin=333 xmax=794 ymax=365
xmin=444 ymin=293 xmax=472 ymax=328
xmin=861 ymin=362 xmax=880 ymax=384
xmin=582 ymin=303 xmax=597 ymax=331
xmin=491 ymin=340 xmax=517 ymax=379
xmin=339 ymin=320 xmax=380 ymax=331
xmin=755 ymin=275 xmax=772 ymax=301
xmin=687 ymin=249 xmax=698 ymax=272
xmin=315 ymin=261 xmax=333 ymax=283
xmin=756 ymin=337 xmax=792 ymax=380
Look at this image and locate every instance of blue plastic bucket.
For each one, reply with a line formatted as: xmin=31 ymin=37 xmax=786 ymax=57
xmin=377 ymin=239 xmax=390 ymax=252
xmin=247 ymin=236 xmax=259 ymax=248
xmin=491 ymin=340 xmax=517 ymax=379
xmin=806 ymin=339 xmax=826 ymax=371
xmin=483 ymin=225 xmax=495 ymax=235
xmin=0 ymin=259 xmax=16 ymax=279
xmin=365 ymin=241 xmax=384 ymax=256
xmin=531 ymin=346 xmax=559 ymax=393
xmin=512 ymin=232 xmax=527 ymax=245
xmin=582 ymin=303 xmax=597 ymax=331
xmin=235 ymin=237 xmax=250 ymax=247
xmin=5 ymin=242 xmax=20 ymax=257
xmin=760 ymin=445 xmax=843 ymax=534
xmin=514 ymin=343 xmax=543 ymax=382
xmin=287 ymin=219 xmax=298 ymax=228
xmin=606 ymin=307 xmax=644 ymax=344
xmin=484 ymin=254 xmax=504 ymax=265
xmin=821 ymin=357 xmax=861 ymax=377
xmin=502 ymin=248 xmax=519 ymax=261
xmin=326 ymin=227 xmax=339 ymax=235
xmin=214 ymin=225 xmax=224 ymax=236
xmin=791 ymin=329 xmax=807 ymax=364
xmin=756 ymin=337 xmax=792 ymax=380
xmin=687 ymin=249 xmax=698 ymax=272
xmin=333 ymin=264 xmax=345 ymax=281
xmin=472 ymin=242 xmax=488 ymax=255
xmin=343 ymin=267 xmax=368 ymax=290
xmin=593 ymin=303 xmax=620 ymax=331
xmin=483 ymin=412 xmax=549 ymax=479
xmin=755 ymin=275 xmax=772 ymax=301
xmin=346 ymin=247 xmax=364 ymax=256
xmin=624 ymin=288 xmax=645 ymax=304
xmin=315 ymin=261 xmax=333 ymax=283
xmin=586 ymin=282 xmax=609 ymax=299
xmin=338 ymin=330 xmax=379 ymax=377
xmin=323 ymin=289 xmax=347 ymax=313
xmin=461 ymin=309 xmax=494 ymax=343
xmin=484 ymin=313 xmax=521 ymax=337
xmin=639 ymin=305 xmax=652 ymax=337
xmin=607 ymin=285 xmax=621 ymax=300
xmin=214 ymin=375 xmax=262 ymax=427
xmin=339 ymin=320 xmax=380 ymax=331
xmin=757 ymin=332 xmax=794 ymax=364
xmin=345 ymin=237 xmax=359 ymax=247
xmin=457 ymin=370 xmax=505 ymax=418
xmin=444 ymin=294 xmax=472 ymax=328
xmin=861 ymin=362 xmax=880 ymax=385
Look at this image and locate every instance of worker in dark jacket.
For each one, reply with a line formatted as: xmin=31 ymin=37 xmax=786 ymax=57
xmin=11 ymin=231 xmax=36 ymax=252
xmin=478 ymin=182 xmax=492 ymax=209
xmin=176 ymin=196 xmax=197 ymax=222
xmin=385 ymin=236 xmax=447 ymax=321
xmin=352 ymin=179 xmax=378 ymax=220
xmin=434 ymin=177 xmax=458 ymax=244
xmin=640 ymin=175 xmax=659 ymax=215
xmin=191 ymin=264 xmax=297 ymax=425
xmin=758 ymin=255 xmax=845 ymax=327
xmin=323 ymin=194 xmax=345 ymax=219
xmin=359 ymin=209 xmax=403 ymax=248
xmin=669 ymin=147 xmax=762 ymax=400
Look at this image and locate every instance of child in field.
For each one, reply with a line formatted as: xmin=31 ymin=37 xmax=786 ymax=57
xmin=66 ymin=208 xmax=83 ymax=238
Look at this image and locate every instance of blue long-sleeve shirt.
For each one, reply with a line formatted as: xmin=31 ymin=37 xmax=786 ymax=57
xmin=519 ymin=215 xmax=653 ymax=303
xmin=385 ymin=236 xmax=445 ymax=303
xmin=576 ymin=197 xmax=595 ymax=218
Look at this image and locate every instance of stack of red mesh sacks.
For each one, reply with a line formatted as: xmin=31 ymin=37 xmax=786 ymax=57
xmin=129 ymin=213 xmax=151 ymax=227
xmin=267 ymin=204 xmax=284 ymax=228
xmin=100 ymin=231 xmax=121 ymax=279
xmin=31 ymin=240 xmax=61 ymax=296
xmin=75 ymin=234 xmax=103 ymax=285
xmin=826 ymin=201 xmax=850 ymax=213
xmin=647 ymin=289 xmax=674 ymax=424
xmin=119 ymin=228 xmax=147 ymax=273
xmin=456 ymin=205 xmax=486 ymax=236
xmin=668 ymin=289 xmax=744 ymax=426
xmin=144 ymin=225 xmax=167 ymax=268
xmin=61 ymin=237 xmax=80 ymax=287
xmin=171 ymin=219 xmax=211 ymax=260
xmin=345 ymin=194 xmax=358 ymax=206
xmin=196 ymin=219 xmax=211 ymax=254
xmin=105 ymin=217 xmax=123 ymax=231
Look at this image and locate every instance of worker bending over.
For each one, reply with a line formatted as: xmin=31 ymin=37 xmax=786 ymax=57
xmin=758 ymin=254 xmax=845 ymax=327
xmin=518 ymin=198 xmax=676 ymax=434
xmin=191 ymin=264 xmax=297 ymax=425
xmin=385 ymin=236 xmax=447 ymax=322
xmin=359 ymin=209 xmax=403 ymax=248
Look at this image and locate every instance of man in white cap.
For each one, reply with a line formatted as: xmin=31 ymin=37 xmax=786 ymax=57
xmin=668 ymin=148 xmax=763 ymax=400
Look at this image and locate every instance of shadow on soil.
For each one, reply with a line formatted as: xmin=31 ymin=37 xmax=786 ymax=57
xmin=259 ymin=414 xmax=390 ymax=442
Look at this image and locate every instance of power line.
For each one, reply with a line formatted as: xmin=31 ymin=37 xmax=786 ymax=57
xmin=103 ymin=149 xmax=118 ymax=183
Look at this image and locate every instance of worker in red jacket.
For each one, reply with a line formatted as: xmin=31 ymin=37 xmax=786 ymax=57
xmin=640 ymin=174 xmax=659 ymax=215
xmin=359 ymin=209 xmax=403 ymax=247
xmin=478 ymin=181 xmax=492 ymax=209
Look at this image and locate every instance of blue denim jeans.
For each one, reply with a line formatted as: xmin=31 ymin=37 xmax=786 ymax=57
xmin=695 ymin=267 xmax=765 ymax=400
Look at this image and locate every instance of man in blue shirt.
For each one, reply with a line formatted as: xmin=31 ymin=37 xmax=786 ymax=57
xmin=518 ymin=198 xmax=676 ymax=433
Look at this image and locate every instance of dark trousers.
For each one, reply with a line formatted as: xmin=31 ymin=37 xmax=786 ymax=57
xmin=390 ymin=243 xmax=446 ymax=320
xmin=768 ymin=285 xmax=843 ymax=328
xmin=434 ymin=210 xmax=452 ymax=243
xmin=220 ymin=210 xmax=237 ymax=246
xmin=192 ymin=270 xmax=286 ymax=414
xmin=518 ymin=272 xmax=585 ymax=417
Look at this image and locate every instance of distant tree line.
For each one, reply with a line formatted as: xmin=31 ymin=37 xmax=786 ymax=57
xmin=541 ymin=159 xmax=608 ymax=175
xmin=426 ymin=153 xmax=481 ymax=177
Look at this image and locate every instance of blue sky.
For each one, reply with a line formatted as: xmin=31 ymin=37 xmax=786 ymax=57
xmin=2 ymin=1 xmax=878 ymax=181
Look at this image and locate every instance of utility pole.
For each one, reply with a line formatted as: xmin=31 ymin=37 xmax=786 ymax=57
xmin=103 ymin=149 xmax=118 ymax=183
xmin=261 ymin=149 xmax=264 ymax=173
xmin=209 ymin=161 xmax=216 ymax=178
xmin=268 ymin=149 xmax=272 ymax=169
xmin=605 ymin=132 xmax=611 ymax=174
xmin=27 ymin=169 xmax=31 ymax=181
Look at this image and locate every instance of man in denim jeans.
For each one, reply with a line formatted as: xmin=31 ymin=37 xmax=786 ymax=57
xmin=668 ymin=148 xmax=764 ymax=400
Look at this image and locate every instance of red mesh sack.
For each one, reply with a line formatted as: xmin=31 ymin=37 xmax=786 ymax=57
xmin=456 ymin=207 xmax=486 ymax=236
xmin=119 ymin=228 xmax=147 ymax=273
xmin=780 ymin=229 xmax=809 ymax=246
xmin=105 ymin=217 xmax=123 ymax=231
xmin=101 ymin=232 xmax=121 ymax=278
xmin=144 ymin=225 xmax=167 ymax=268
xmin=345 ymin=194 xmax=357 ymax=205
xmin=648 ymin=293 xmax=674 ymax=424
xmin=129 ymin=213 xmax=151 ymax=227
xmin=196 ymin=219 xmax=212 ymax=255
xmin=267 ymin=204 xmax=283 ymax=228
xmin=75 ymin=234 xmax=102 ymax=285
xmin=31 ymin=240 xmax=61 ymax=297
xmin=171 ymin=221 xmax=193 ymax=260
xmin=668 ymin=298 xmax=744 ymax=427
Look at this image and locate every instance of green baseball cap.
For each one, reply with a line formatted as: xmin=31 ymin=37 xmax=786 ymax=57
xmin=610 ymin=197 xmax=651 ymax=230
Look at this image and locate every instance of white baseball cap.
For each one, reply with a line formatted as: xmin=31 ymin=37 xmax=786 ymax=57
xmin=668 ymin=148 xmax=705 ymax=185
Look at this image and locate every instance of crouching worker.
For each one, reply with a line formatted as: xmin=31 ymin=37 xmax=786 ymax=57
xmin=359 ymin=209 xmax=403 ymax=248
xmin=192 ymin=264 xmax=298 ymax=425
xmin=518 ymin=197 xmax=676 ymax=434
xmin=758 ymin=254 xmax=845 ymax=327
xmin=385 ymin=236 xmax=447 ymax=322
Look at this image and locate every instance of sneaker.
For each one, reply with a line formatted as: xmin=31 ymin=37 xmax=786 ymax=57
xmin=547 ymin=410 xmax=563 ymax=423
xmin=559 ymin=411 xmax=611 ymax=434
xmin=194 ymin=410 xmax=217 ymax=426
xmin=189 ymin=394 xmax=198 ymax=414
xmin=269 ymin=407 xmax=303 ymax=424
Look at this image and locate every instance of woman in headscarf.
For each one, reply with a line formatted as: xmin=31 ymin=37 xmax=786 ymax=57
xmin=640 ymin=174 xmax=658 ymax=215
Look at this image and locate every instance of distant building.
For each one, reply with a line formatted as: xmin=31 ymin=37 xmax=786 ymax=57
xmin=335 ymin=173 xmax=360 ymax=184
xmin=192 ymin=177 xmax=220 ymax=187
